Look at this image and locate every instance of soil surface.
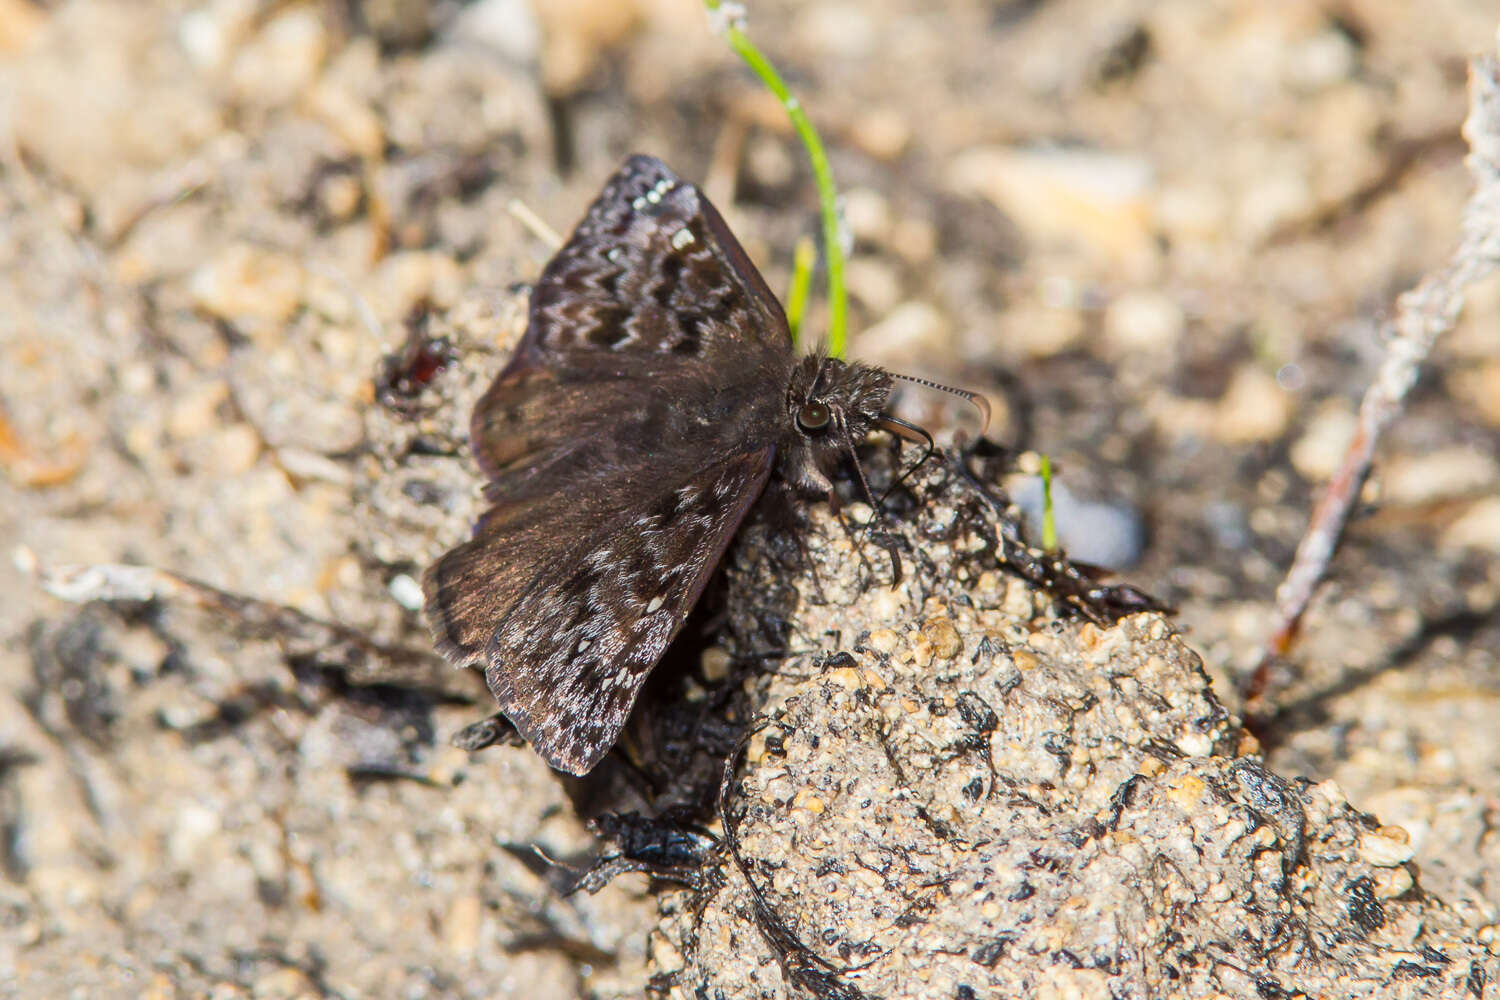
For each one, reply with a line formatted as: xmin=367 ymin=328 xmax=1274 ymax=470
xmin=2 ymin=1 xmax=1497 ymax=997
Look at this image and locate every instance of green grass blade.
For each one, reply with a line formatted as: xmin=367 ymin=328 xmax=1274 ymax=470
xmin=1040 ymin=453 xmax=1058 ymax=553
xmin=785 ymin=236 xmax=816 ymax=344
xmin=704 ymin=1 xmax=847 ymax=358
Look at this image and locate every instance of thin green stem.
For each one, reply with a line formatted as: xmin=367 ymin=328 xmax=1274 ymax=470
xmin=785 ymin=236 xmax=816 ymax=344
xmin=1040 ymin=454 xmax=1058 ymax=553
xmin=704 ymin=0 xmax=847 ymax=358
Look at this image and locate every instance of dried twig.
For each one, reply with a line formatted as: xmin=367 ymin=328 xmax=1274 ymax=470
xmin=1246 ymin=52 xmax=1500 ymax=709
xmin=37 ymin=562 xmax=446 ymax=685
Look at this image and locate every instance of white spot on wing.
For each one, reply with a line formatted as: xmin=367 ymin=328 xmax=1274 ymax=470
xmin=646 ymin=595 xmax=665 ymax=614
xmin=671 ymin=227 xmax=695 ymax=250
xmin=633 ymin=178 xmax=676 ymax=213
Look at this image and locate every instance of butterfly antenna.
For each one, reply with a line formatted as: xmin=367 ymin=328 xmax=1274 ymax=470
xmin=890 ymin=373 xmax=991 ymax=434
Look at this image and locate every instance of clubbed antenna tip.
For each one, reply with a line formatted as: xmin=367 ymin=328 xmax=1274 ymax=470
xmin=890 ymin=372 xmax=991 ymax=435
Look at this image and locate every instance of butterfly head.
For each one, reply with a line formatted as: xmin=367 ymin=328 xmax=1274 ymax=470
xmin=784 ymin=354 xmax=894 ymax=491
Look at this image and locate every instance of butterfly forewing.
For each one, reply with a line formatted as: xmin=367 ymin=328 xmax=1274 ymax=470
xmin=519 ymin=154 xmax=789 ymax=364
xmin=470 ymin=155 xmax=793 ymax=494
xmin=423 ymin=155 xmax=799 ymax=774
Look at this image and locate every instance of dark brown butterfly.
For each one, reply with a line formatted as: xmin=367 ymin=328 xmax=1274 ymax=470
xmin=423 ymin=155 xmax=894 ymax=775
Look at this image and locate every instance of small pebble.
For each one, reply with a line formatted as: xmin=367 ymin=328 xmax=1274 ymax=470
xmin=1214 ymin=364 xmax=1291 ymax=444
xmin=947 ymin=145 xmax=1156 ymax=269
xmin=1382 ymin=446 xmax=1497 ymax=506
xmin=1103 ymin=289 xmax=1185 ymax=353
xmin=850 ymin=105 xmax=911 ymax=161
xmin=209 ymin=422 xmax=261 ymax=475
xmin=1357 ymin=828 xmax=1416 ymax=868
xmin=858 ymin=301 xmax=951 ymax=367
xmin=843 ymin=187 xmax=893 ymax=243
xmin=0 ymin=0 xmax=46 ymax=52
xmin=448 ymin=0 xmax=542 ymax=64
xmin=1235 ymin=165 xmax=1314 ymax=242
xmin=229 ymin=7 xmax=329 ymax=107
xmin=844 ymin=258 xmax=902 ymax=315
xmin=1290 ymin=404 xmax=1357 ymax=481
xmin=190 ymin=245 xmax=305 ymax=328
xmin=1446 ymin=360 xmax=1500 ymax=427
xmin=700 ymin=646 xmax=731 ymax=684
xmin=1440 ymin=497 xmax=1500 ymax=555
xmin=1283 ymin=28 xmax=1357 ymax=92
xmin=444 ymin=895 xmax=483 ymax=954
xmin=1009 ymin=475 xmax=1147 ymax=570
xmin=920 ymin=617 xmax=962 ymax=660
xmin=388 ymin=573 xmax=424 ymax=612
xmin=167 ymin=379 xmax=230 ymax=440
xmin=795 ymin=2 xmax=876 ymax=58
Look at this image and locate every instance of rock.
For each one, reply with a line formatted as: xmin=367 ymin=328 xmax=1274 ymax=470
xmin=1283 ymin=28 xmax=1358 ymax=92
xmin=794 ymin=2 xmax=877 ymax=59
xmin=0 ymin=0 xmax=46 ymax=53
xmin=843 ymin=257 xmax=902 ymax=314
xmin=1383 ymin=446 xmax=1498 ymax=507
xmin=1214 ymin=363 xmax=1294 ymax=444
xmin=652 ymin=460 xmax=1494 ymax=998
xmin=849 ymin=105 xmax=912 ymax=161
xmin=1102 ymin=288 xmax=1186 ymax=354
xmin=1153 ymin=179 xmax=1230 ymax=244
xmin=531 ymin=0 xmax=643 ymax=96
xmin=1358 ymin=827 xmax=1417 ymax=868
xmin=994 ymin=299 xmax=1087 ymax=359
xmin=1290 ymin=402 xmax=1358 ymax=481
xmin=1447 ymin=359 xmax=1500 ymax=428
xmin=1235 ymin=161 xmax=1314 ymax=243
xmin=446 ymin=0 xmax=541 ymax=65
xmin=1009 ymin=474 xmax=1148 ymax=570
xmin=189 ymin=244 xmax=306 ymax=332
xmin=227 ymin=6 xmax=329 ymax=108
xmin=1440 ymin=497 xmax=1500 ymax=554
xmin=7 ymin=4 xmax=222 ymax=198
xmin=856 ymin=300 xmax=952 ymax=367
xmin=946 ymin=145 xmax=1157 ymax=272
xmin=842 ymin=186 xmax=893 ymax=244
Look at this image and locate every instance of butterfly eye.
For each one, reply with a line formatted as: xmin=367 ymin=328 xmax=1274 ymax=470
xmin=797 ymin=401 xmax=831 ymax=433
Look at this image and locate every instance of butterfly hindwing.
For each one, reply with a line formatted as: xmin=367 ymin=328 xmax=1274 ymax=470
xmin=482 ymin=447 xmax=774 ymax=774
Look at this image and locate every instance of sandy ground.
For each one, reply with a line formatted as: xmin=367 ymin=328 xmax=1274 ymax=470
xmin=2 ymin=0 xmax=1498 ymax=996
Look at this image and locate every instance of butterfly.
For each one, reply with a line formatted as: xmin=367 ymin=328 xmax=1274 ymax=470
xmin=422 ymin=154 xmax=897 ymax=775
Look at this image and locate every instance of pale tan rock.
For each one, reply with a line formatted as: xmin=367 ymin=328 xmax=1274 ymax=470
xmin=189 ymin=245 xmax=306 ymax=329
xmin=1214 ymin=364 xmax=1293 ymax=444
xmin=1383 ymin=446 xmax=1498 ymax=506
xmin=1290 ymin=403 xmax=1358 ymax=482
xmin=1441 ymin=497 xmax=1500 ymax=554
xmin=228 ymin=7 xmax=329 ymax=108
xmin=1102 ymin=289 xmax=1185 ymax=354
xmin=947 ymin=146 xmax=1157 ymax=273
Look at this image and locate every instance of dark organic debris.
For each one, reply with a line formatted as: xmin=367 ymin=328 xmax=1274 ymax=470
xmin=0 ymin=745 xmax=38 ymax=881
xmin=375 ymin=301 xmax=455 ymax=417
xmin=569 ymin=811 xmax=719 ymax=895
xmin=450 ymin=712 xmax=525 ymax=753
xmin=718 ymin=722 xmax=873 ymax=1000
xmin=25 ymin=612 xmax=123 ymax=745
xmin=1345 ymin=876 xmax=1385 ymax=934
